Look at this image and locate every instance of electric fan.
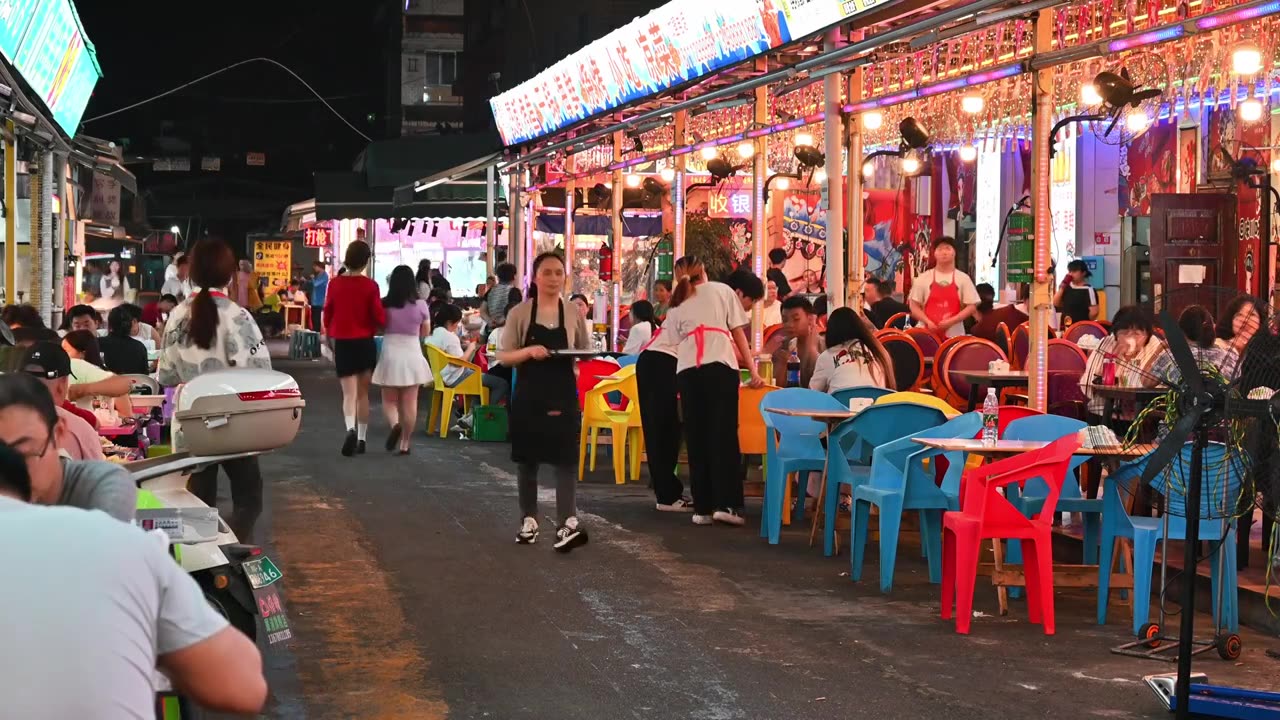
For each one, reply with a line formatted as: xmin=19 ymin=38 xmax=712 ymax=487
xmin=1083 ymin=52 xmax=1169 ymax=145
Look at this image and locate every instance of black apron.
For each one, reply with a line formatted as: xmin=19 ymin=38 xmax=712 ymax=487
xmin=509 ymin=297 xmax=580 ymax=465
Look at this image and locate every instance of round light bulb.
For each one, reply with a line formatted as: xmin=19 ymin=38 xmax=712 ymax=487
xmin=1239 ymin=98 xmax=1264 ymax=123
xmin=901 ymin=156 xmax=921 ymax=174
xmin=813 ymin=168 xmax=827 ymax=184
xmin=169 ymin=225 xmax=180 ymax=234
xmin=1080 ymin=82 xmax=1103 ymax=107
xmin=699 ymin=146 xmax=718 ymax=161
xmin=1272 ymin=157 xmax=1280 ymax=174
xmin=1125 ymin=111 xmax=1150 ymax=133
xmin=659 ymin=166 xmax=675 ymax=182
xmin=737 ymin=142 xmax=754 ymax=159
xmin=625 ymin=173 xmax=642 ymax=188
xmin=1233 ymin=46 xmax=1263 ymax=75
xmin=776 ymin=177 xmax=790 ymax=190
xmin=959 ymin=145 xmax=977 ymax=162
xmin=581 ymin=257 xmax=590 ymax=266
xmin=961 ymin=95 xmax=985 ymax=114
xmin=862 ymin=112 xmax=883 ymax=131
xmin=862 ymin=162 xmax=874 ymax=178
xmin=794 ymin=132 xmax=814 ymax=147
xmin=635 ymin=257 xmax=646 ymax=266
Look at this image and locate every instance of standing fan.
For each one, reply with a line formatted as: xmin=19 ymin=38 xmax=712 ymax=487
xmin=1105 ymin=286 xmax=1280 ymax=720
xmin=1083 ymin=52 xmax=1169 ymax=145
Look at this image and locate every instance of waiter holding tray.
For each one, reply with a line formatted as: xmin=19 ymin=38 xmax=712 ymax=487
xmin=497 ymin=251 xmax=594 ymax=553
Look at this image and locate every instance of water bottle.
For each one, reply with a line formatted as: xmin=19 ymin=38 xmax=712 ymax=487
xmin=787 ymin=349 xmax=801 ymax=387
xmin=981 ymin=388 xmax=999 ymax=446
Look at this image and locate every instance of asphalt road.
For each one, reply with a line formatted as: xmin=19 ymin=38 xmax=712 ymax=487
xmin=222 ymin=357 xmax=1280 ymax=719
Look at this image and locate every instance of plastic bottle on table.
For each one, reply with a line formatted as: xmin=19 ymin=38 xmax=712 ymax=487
xmin=981 ymin=388 xmax=1000 ymax=446
xmin=787 ymin=349 xmax=801 ymax=387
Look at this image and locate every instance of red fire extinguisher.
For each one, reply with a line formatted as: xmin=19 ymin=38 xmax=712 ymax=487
xmin=598 ymin=242 xmax=613 ymax=282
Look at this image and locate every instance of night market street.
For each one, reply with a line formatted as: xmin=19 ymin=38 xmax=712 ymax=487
xmin=245 ymin=356 xmax=1277 ymax=720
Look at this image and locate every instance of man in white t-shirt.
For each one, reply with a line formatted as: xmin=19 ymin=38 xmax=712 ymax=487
xmin=907 ymin=236 xmax=980 ymax=339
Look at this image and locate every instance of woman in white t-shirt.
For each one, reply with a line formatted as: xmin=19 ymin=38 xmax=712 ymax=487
xmin=809 ymin=308 xmax=895 ymax=394
xmin=907 ymin=237 xmax=979 ymax=340
xmin=621 ymin=300 xmax=657 ymax=355
xmin=667 ymin=259 xmax=764 ymax=526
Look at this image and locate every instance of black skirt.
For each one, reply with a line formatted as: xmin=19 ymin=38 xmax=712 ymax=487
xmin=333 ymin=337 xmax=378 ymax=377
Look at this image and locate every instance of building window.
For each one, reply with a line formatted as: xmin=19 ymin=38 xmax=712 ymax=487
xmin=407 ymin=56 xmax=419 ymax=73
xmin=422 ymin=51 xmax=457 ymax=85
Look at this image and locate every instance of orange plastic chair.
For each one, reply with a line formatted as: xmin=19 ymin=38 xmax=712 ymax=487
xmin=739 ymin=384 xmax=781 ymax=520
xmin=882 ymin=311 xmax=910 ymax=330
xmin=940 ymin=434 xmax=1081 ymax=634
xmin=1063 ymin=320 xmax=1108 ymax=345
xmin=937 ymin=337 xmax=1006 ymax=411
xmin=905 ymin=327 xmax=941 ymax=361
xmin=425 ymin=344 xmax=490 ymax=438
xmin=879 ymin=333 xmax=925 ymax=391
xmin=578 ymin=365 xmax=643 ymax=484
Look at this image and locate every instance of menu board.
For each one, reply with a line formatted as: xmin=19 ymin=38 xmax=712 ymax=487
xmin=253 ymin=240 xmax=292 ymax=291
xmin=5 ymin=0 xmax=100 ymax=136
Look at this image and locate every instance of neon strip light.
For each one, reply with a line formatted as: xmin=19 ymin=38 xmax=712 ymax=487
xmin=1106 ymin=25 xmax=1183 ymax=52
xmin=1196 ymin=0 xmax=1280 ymax=28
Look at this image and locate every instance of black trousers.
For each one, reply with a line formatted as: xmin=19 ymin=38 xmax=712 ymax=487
xmin=310 ymin=306 xmax=323 ymax=333
xmin=678 ymin=363 xmax=742 ymax=514
xmin=188 ymin=456 xmax=264 ymax=544
xmin=637 ymin=351 xmax=682 ymax=504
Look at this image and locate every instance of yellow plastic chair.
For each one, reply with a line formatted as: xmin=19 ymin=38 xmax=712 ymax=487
xmin=426 ymin=344 xmax=490 ymax=438
xmin=579 ymin=365 xmax=643 ymax=484
xmin=874 ymin=391 xmax=962 ymax=419
xmin=740 ymin=384 xmax=784 ymax=521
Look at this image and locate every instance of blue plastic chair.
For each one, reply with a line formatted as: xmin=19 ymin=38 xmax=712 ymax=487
xmin=822 ymin=402 xmax=949 ymax=556
xmin=617 ymin=354 xmax=640 ymax=368
xmin=850 ymin=412 xmax=982 ymax=591
xmin=831 ymin=386 xmax=893 ymax=407
xmin=760 ymin=389 xmax=848 ymax=545
xmin=1098 ymin=442 xmax=1241 ymax=635
xmin=1002 ymin=416 xmax=1098 ymax=570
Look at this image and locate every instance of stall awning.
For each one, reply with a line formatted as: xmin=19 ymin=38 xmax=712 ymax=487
xmin=358 ymin=131 xmax=502 ymax=189
xmin=315 ymin=171 xmax=494 ymax=221
xmin=280 ymin=197 xmax=316 ymax=232
xmin=535 ymin=213 xmax=662 ymax=238
xmin=70 ymin=135 xmax=138 ymax=195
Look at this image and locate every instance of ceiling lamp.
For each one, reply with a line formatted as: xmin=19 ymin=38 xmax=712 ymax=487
xmin=862 ymin=162 xmax=875 ymax=178
xmin=961 ymin=95 xmax=984 ymax=114
xmin=659 ymin=166 xmax=675 ymax=182
xmin=813 ymin=168 xmax=827 ymax=184
xmin=794 ymin=132 xmax=814 ymax=147
xmin=1232 ymin=44 xmax=1263 ymax=75
xmin=901 ymin=156 xmax=922 ymax=174
xmin=776 ymin=177 xmax=790 ymax=190
xmin=1271 ymin=157 xmax=1280 ymax=174
xmin=959 ymin=145 xmax=977 ymax=163
xmin=1125 ymin=110 xmax=1151 ymax=133
xmin=1239 ymin=98 xmax=1264 ymax=122
xmin=625 ymin=173 xmax=642 ymax=188
xmin=736 ymin=141 xmax=755 ymax=159
xmin=1080 ymin=82 xmax=1103 ymax=106
xmin=699 ymin=146 xmax=718 ymax=161
xmin=862 ymin=112 xmax=883 ymax=131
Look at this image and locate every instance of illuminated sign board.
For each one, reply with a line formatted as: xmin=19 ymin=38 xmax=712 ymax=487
xmin=304 ymin=226 xmax=332 ymax=248
xmin=1 ymin=0 xmax=100 ymax=137
xmin=0 ymin=0 xmax=40 ymax=62
xmin=489 ymin=0 xmax=887 ymax=146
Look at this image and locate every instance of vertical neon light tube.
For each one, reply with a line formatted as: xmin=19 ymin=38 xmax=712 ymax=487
xmin=611 ymin=131 xmax=624 ymax=352
xmin=564 ymin=153 xmax=577 ymax=293
xmin=1028 ymin=13 xmax=1054 ymax=413
xmin=847 ymin=32 xmax=866 ymax=318
xmin=673 ymin=111 xmax=687 ymax=259
xmin=752 ymin=76 xmax=768 ymax=353
xmin=823 ymin=28 xmax=845 ymax=311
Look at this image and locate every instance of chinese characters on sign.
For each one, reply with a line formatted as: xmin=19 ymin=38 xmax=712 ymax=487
xmin=253 ymin=240 xmax=292 ymax=292
xmin=303 ymin=227 xmax=332 ymax=248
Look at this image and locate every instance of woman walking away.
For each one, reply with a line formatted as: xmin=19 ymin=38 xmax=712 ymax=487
xmin=371 ymin=265 xmax=432 ymax=454
xmin=157 ymin=238 xmax=271 ymax=542
xmin=810 ymin=307 xmax=895 ymax=393
xmin=637 ymin=256 xmax=698 ymax=512
xmin=323 ymin=239 xmax=386 ymax=457
xmin=668 ymin=256 xmax=764 ymax=527
xmin=497 ymin=252 xmax=591 ymax=552
xmin=416 ymin=259 xmax=433 ymax=301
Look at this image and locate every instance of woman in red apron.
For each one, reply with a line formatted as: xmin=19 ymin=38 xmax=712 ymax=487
xmin=908 ymin=237 xmax=978 ymax=340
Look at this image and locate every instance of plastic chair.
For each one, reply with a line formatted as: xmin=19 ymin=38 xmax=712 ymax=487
xmin=822 ymin=402 xmax=949 ymax=556
xmin=992 ymin=322 xmax=1011 ymax=357
xmin=941 ymin=434 xmax=1081 ymax=634
xmin=763 ymin=323 xmax=785 ymax=350
xmin=880 ymin=334 xmax=925 ymax=391
xmin=904 ymin=327 xmax=940 ymax=361
xmin=1064 ymin=320 xmax=1109 ymax=345
xmin=124 ymin=374 xmax=161 ymax=395
xmin=759 ymin=389 xmax=847 ymax=544
xmin=831 ymin=386 xmax=893 ymax=407
xmin=874 ymin=391 xmax=961 ymax=418
xmin=1011 ymin=323 xmax=1030 ymax=370
xmin=1046 ymin=338 xmax=1087 ymax=377
xmin=938 ymin=337 xmax=1005 ymax=410
xmin=578 ymin=365 xmax=643 ymax=484
xmin=426 ymin=344 xmax=490 ymax=438
xmin=739 ymin=385 xmax=779 ymax=457
xmin=851 ymin=412 xmax=983 ymax=591
xmin=576 ymin=358 xmax=622 ymax=410
xmin=883 ymin=311 xmax=910 ymax=330
xmin=929 ymin=335 xmax=972 ymax=394
xmin=1098 ymin=443 xmax=1241 ymax=635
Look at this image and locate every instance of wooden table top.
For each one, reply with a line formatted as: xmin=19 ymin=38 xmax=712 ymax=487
xmin=1089 ymin=383 xmax=1168 ymax=398
xmin=912 ymin=436 xmax=1153 ymax=458
xmin=766 ymin=407 xmax=860 ymax=421
xmin=950 ymin=370 xmax=1030 ymax=382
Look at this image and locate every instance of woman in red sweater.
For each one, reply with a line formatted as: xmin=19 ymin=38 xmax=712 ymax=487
xmin=322 ymin=239 xmax=386 ymax=456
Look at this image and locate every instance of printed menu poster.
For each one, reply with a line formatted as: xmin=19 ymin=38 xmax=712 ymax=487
xmin=254 ymin=240 xmax=292 ymax=291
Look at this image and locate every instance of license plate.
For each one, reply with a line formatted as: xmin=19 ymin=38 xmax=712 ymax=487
xmin=242 ymin=556 xmax=283 ymax=589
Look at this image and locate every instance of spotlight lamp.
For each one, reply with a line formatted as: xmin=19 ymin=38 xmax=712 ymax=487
xmin=794 ymin=132 xmax=814 ymax=147
xmin=1232 ymin=44 xmax=1263 ymax=75
xmin=659 ymin=166 xmax=676 ymax=182
xmin=899 ymin=117 xmax=930 ymax=150
xmin=862 ymin=111 xmax=884 ymax=131
xmin=959 ymin=145 xmax=977 ymax=162
xmin=699 ymin=146 xmax=719 ymax=161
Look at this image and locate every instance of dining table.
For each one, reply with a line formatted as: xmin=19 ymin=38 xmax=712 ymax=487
xmin=950 ymin=370 xmax=1030 ymax=412
xmin=1090 ymin=383 xmax=1167 ymax=428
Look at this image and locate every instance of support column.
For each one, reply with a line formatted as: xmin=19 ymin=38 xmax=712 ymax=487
xmin=751 ymin=65 xmax=769 ymax=350
xmin=3 ymin=122 xmax=15 ymax=304
xmin=485 ymin=164 xmax=496 ymax=276
xmin=823 ymin=28 xmax=846 ymax=310
xmin=610 ymin=131 xmax=624 ymax=351
xmin=672 ymin=110 xmax=687 ymax=258
xmin=37 ymin=150 xmax=53 ymax=324
xmin=54 ymin=153 xmax=67 ymax=327
xmin=564 ymin=153 xmax=577 ymax=293
xmin=1027 ymin=11 xmax=1054 ymax=413
xmin=28 ymin=151 xmax=42 ymax=311
xmin=509 ymin=170 xmax=525 ymax=288
xmin=846 ymin=31 xmax=866 ymax=315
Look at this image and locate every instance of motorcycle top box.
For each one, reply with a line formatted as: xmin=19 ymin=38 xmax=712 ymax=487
xmin=174 ymin=369 xmax=305 ymax=456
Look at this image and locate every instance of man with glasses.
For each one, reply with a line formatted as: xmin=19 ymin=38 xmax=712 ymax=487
xmin=0 ymin=373 xmax=135 ymax=522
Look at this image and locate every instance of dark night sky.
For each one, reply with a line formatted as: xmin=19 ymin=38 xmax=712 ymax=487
xmin=74 ymin=1 xmax=390 ymax=196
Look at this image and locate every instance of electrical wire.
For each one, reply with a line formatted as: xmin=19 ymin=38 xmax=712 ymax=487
xmin=81 ymin=57 xmax=373 ymax=142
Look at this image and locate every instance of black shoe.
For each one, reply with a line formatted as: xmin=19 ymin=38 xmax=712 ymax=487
xmin=553 ymin=517 xmax=588 ymax=553
xmin=357 ymin=440 xmax=367 ymax=454
xmin=341 ymin=429 xmax=357 ymax=457
xmin=385 ymin=424 xmax=401 ymax=452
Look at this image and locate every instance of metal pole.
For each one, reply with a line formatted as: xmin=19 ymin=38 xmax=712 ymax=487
xmin=823 ymin=28 xmax=845 ymax=311
xmin=509 ymin=170 xmax=525 ymax=289
xmin=1174 ymin=434 xmax=1205 ymax=720
xmin=53 ymin=153 xmax=66 ymax=327
xmin=611 ymin=131 xmax=624 ymax=351
xmin=846 ymin=30 xmax=866 ymax=315
xmin=4 ymin=122 xmax=15 ymax=305
xmin=751 ymin=63 xmax=768 ymax=350
xmin=1026 ymin=11 xmax=1054 ymax=413
xmin=564 ymin=152 xmax=577 ymax=293
xmin=672 ymin=110 xmax=687 ymax=258
xmin=37 ymin=150 xmax=52 ymax=324
xmin=485 ymin=164 xmax=496 ymax=277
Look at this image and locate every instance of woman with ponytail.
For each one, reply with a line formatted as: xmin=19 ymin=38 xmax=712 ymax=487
xmin=323 ymin=239 xmax=387 ymax=456
xmin=667 ymin=256 xmax=765 ymax=526
xmin=636 ymin=256 xmax=698 ymax=512
xmin=158 ymin=238 xmax=271 ymax=541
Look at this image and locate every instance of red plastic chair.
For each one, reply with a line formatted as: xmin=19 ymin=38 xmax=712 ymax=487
xmin=940 ymin=434 xmax=1082 ymax=634
xmin=1010 ymin=323 xmax=1030 ymax=370
xmin=1063 ymin=320 xmax=1108 ymax=345
xmin=577 ymin=358 xmax=624 ymax=410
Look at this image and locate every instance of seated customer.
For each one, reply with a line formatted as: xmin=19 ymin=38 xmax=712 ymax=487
xmin=1079 ymin=305 xmax=1165 ymax=423
xmin=862 ymin=277 xmax=910 ymax=329
xmin=61 ymin=330 xmax=134 ymax=419
xmin=810 ymin=308 xmax=895 ymax=393
xmin=63 ymin=304 xmax=103 ymax=335
xmin=769 ymin=295 xmax=823 ymax=388
xmin=426 ymin=304 xmax=509 ymax=407
xmin=141 ymin=294 xmax=178 ymax=330
xmin=1149 ymin=304 xmax=1240 ymax=385
xmin=969 ymin=284 xmax=1030 ymax=343
xmin=98 ymin=305 xmax=151 ymax=375
xmin=20 ymin=342 xmax=105 ymax=460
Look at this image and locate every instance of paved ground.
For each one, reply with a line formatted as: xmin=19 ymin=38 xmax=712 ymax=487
xmin=225 ymin=357 xmax=1280 ymax=719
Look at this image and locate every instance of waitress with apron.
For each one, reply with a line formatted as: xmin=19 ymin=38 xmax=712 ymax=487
xmin=907 ymin=236 xmax=979 ymax=339
xmin=496 ymin=252 xmax=592 ymax=552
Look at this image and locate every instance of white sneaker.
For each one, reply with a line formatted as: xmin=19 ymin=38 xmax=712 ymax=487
xmin=516 ymin=516 xmax=539 ymax=544
xmin=692 ymin=514 xmax=714 ymax=525
xmin=713 ymin=509 xmax=745 ymax=526
xmin=656 ymin=497 xmax=695 ymax=512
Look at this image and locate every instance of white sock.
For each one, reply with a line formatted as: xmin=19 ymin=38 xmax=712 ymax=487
xmin=357 ymin=423 xmax=368 ymax=441
xmin=344 ymin=415 xmax=355 ymax=432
